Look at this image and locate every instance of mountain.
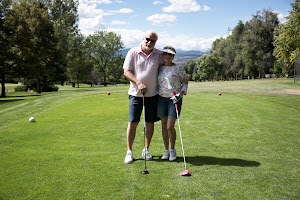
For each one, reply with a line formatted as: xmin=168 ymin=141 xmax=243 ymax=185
xmin=119 ymin=48 xmax=131 ymax=56
xmin=174 ymin=49 xmax=209 ymax=63
xmin=118 ymin=48 xmax=209 ymax=64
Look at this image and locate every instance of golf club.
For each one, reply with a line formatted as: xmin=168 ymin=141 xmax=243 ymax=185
xmin=174 ymin=103 xmax=191 ymax=176
xmin=141 ymin=92 xmax=149 ymax=174
xmin=166 ymin=76 xmax=191 ymax=176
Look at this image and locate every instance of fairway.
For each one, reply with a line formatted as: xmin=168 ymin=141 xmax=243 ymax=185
xmin=0 ymin=79 xmax=300 ymax=199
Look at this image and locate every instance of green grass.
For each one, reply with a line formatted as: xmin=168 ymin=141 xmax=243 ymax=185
xmin=1 ymin=79 xmax=300 ymax=199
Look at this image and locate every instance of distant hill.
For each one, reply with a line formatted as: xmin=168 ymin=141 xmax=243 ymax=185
xmin=118 ymin=48 xmax=131 ymax=56
xmin=118 ymin=48 xmax=209 ymax=64
xmin=174 ymin=49 xmax=209 ymax=63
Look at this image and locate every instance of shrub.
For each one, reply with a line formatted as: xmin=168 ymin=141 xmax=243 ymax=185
xmin=15 ymin=85 xmax=28 ymax=92
xmin=41 ymin=85 xmax=59 ymax=92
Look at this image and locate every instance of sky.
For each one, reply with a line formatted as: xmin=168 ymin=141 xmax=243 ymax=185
xmin=77 ymin=0 xmax=294 ymax=51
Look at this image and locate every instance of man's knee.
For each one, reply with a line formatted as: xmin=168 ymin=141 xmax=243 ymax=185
xmin=128 ymin=122 xmax=139 ymax=130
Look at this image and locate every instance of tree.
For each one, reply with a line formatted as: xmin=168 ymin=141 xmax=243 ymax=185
xmin=270 ymin=59 xmax=288 ymax=77
xmin=230 ymin=21 xmax=245 ymax=80
xmin=5 ymin=0 xmax=60 ymax=93
xmin=273 ymin=0 xmax=300 ymax=75
xmin=210 ymin=10 xmax=279 ymax=80
xmin=67 ymin=33 xmax=92 ymax=88
xmin=242 ymin=10 xmax=279 ymax=79
xmin=47 ymin=0 xmax=79 ymax=85
xmin=183 ymin=59 xmax=197 ymax=80
xmin=210 ymin=38 xmax=226 ymax=79
xmin=86 ymin=31 xmax=124 ymax=86
xmin=0 ymin=0 xmax=12 ymax=97
xmin=231 ymin=53 xmax=244 ymax=80
xmin=195 ymin=54 xmax=222 ymax=81
xmin=107 ymin=55 xmax=125 ymax=84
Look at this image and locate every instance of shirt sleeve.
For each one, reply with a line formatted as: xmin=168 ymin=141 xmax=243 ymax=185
xmin=123 ymin=49 xmax=134 ymax=70
xmin=158 ymin=52 xmax=164 ymax=66
xmin=178 ymin=64 xmax=188 ymax=95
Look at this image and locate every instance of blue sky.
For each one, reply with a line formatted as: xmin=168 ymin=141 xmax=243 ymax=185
xmin=78 ymin=0 xmax=294 ymax=51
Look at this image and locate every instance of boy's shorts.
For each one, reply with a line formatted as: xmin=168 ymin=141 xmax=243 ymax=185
xmin=157 ymin=95 xmax=182 ymax=119
xmin=128 ymin=95 xmax=159 ymax=123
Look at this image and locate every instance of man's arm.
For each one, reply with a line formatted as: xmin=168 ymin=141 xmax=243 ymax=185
xmin=183 ymin=76 xmax=190 ymax=84
xmin=124 ymin=69 xmax=147 ymax=93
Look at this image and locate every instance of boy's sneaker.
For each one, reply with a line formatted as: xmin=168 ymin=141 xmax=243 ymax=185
xmin=142 ymin=148 xmax=152 ymax=160
xmin=169 ymin=149 xmax=176 ymax=161
xmin=161 ymin=150 xmax=170 ymax=160
xmin=124 ymin=151 xmax=133 ymax=164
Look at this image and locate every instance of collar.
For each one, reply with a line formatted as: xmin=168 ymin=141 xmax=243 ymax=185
xmin=138 ymin=45 xmax=159 ymax=56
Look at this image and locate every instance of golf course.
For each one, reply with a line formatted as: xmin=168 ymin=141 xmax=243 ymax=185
xmin=0 ymin=78 xmax=299 ymax=199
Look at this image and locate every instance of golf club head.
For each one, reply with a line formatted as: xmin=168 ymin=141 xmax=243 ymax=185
xmin=141 ymin=169 xmax=149 ymax=174
xmin=180 ymin=170 xmax=191 ymax=176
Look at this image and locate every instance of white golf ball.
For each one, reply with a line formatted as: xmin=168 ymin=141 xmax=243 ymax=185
xmin=29 ymin=117 xmax=35 ymax=122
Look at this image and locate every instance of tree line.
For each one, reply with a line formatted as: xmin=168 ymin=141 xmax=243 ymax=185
xmin=183 ymin=0 xmax=300 ymax=82
xmin=1 ymin=0 xmax=299 ymax=98
xmin=0 ymin=0 xmax=125 ymax=98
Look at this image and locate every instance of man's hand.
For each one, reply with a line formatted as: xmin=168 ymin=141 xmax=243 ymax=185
xmin=170 ymin=93 xmax=182 ymax=104
xmin=123 ymin=69 xmax=147 ymax=94
xmin=183 ymin=76 xmax=190 ymax=84
xmin=137 ymin=82 xmax=147 ymax=94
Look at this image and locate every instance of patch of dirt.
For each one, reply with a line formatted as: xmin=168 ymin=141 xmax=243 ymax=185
xmin=259 ymin=89 xmax=300 ymax=95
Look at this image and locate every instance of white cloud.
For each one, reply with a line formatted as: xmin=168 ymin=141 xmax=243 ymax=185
xmin=202 ymin=5 xmax=211 ymax=11
xmin=77 ymin=0 xmax=216 ymax=50
xmin=78 ymin=2 xmax=103 ymax=18
xmin=153 ymin=1 xmax=163 ymax=5
xmin=78 ymin=1 xmax=106 ymax=35
xmin=106 ymin=28 xmax=145 ymax=48
xmin=80 ymin=0 xmax=112 ymax=4
xmin=111 ymin=20 xmax=127 ymax=25
xmin=78 ymin=0 xmax=133 ymax=35
xmin=108 ymin=8 xmax=133 ymax=14
xmin=147 ymin=14 xmax=177 ymax=25
xmin=79 ymin=17 xmax=106 ymax=35
xmin=158 ymin=33 xmax=218 ymax=51
xmin=104 ymin=28 xmax=218 ymax=51
xmin=274 ymin=11 xmax=288 ymax=22
xmin=163 ymin=0 xmax=210 ymax=13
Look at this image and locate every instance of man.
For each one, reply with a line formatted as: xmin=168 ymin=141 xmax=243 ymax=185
xmin=123 ymin=31 xmax=163 ymax=164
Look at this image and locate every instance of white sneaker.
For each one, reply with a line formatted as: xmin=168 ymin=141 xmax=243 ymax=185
xmin=124 ymin=151 xmax=133 ymax=164
xmin=142 ymin=148 xmax=152 ymax=160
xmin=169 ymin=149 xmax=176 ymax=161
xmin=161 ymin=150 xmax=170 ymax=160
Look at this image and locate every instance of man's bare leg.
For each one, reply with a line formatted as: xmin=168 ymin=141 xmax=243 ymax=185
xmin=127 ymin=122 xmax=139 ymax=150
xmin=145 ymin=122 xmax=154 ymax=149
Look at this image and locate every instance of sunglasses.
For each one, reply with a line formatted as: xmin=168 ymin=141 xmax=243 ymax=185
xmin=145 ymin=37 xmax=156 ymax=43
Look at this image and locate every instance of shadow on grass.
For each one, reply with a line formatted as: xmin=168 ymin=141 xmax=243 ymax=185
xmin=0 ymin=99 xmax=24 ymax=104
xmin=10 ymin=94 xmax=40 ymax=97
xmin=149 ymin=156 xmax=260 ymax=167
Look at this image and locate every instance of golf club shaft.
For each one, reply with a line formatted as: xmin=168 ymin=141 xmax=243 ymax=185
xmin=142 ymin=93 xmax=147 ymax=170
xmin=175 ymin=103 xmax=187 ymax=170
